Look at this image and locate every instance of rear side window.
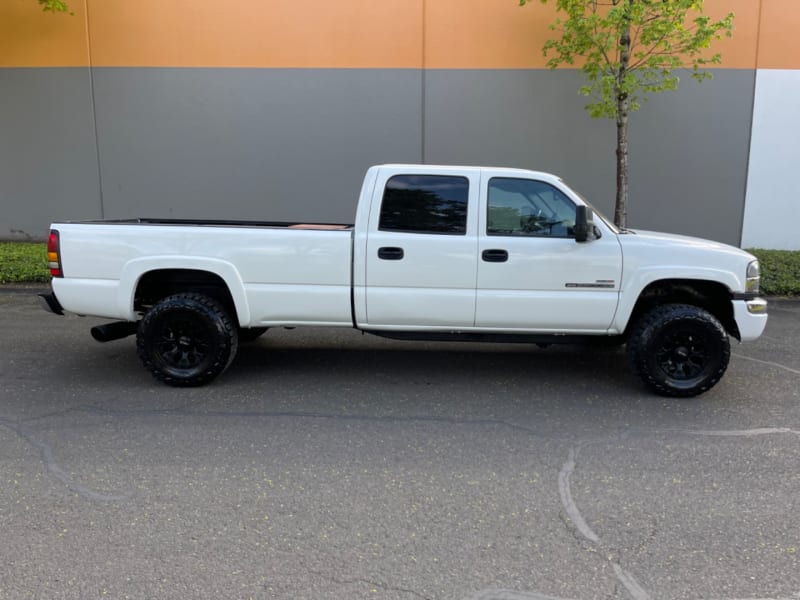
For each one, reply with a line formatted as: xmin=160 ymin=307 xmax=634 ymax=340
xmin=379 ymin=175 xmax=469 ymax=235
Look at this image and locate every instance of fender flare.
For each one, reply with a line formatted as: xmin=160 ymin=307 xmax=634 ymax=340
xmin=117 ymin=256 xmax=251 ymax=326
xmin=613 ymin=267 xmax=738 ymax=332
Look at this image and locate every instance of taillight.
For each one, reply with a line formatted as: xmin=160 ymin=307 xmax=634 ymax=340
xmin=47 ymin=229 xmax=63 ymax=278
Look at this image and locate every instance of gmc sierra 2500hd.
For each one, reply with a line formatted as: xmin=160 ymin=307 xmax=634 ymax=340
xmin=40 ymin=165 xmax=767 ymax=396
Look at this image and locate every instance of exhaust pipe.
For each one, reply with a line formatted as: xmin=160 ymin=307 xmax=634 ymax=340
xmin=91 ymin=321 xmax=138 ymax=343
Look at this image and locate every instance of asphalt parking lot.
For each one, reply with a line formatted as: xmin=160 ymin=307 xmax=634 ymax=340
xmin=0 ymin=289 xmax=798 ymax=600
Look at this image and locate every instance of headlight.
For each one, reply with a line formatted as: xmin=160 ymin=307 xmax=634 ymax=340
xmin=746 ymin=260 xmax=760 ymax=293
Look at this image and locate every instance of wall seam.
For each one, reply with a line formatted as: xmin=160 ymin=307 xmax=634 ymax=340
xmin=739 ymin=0 xmax=764 ymax=247
xmin=421 ymin=0 xmax=426 ymax=164
xmin=84 ymin=0 xmax=104 ymax=219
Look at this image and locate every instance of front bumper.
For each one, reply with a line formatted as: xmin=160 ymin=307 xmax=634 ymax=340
xmin=733 ymin=298 xmax=768 ymax=341
xmin=38 ymin=291 xmax=64 ymax=315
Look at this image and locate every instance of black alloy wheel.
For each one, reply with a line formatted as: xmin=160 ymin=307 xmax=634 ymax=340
xmin=654 ymin=327 xmax=711 ymax=381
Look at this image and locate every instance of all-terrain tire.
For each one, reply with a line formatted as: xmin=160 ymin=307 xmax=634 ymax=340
xmin=137 ymin=293 xmax=239 ymax=387
xmin=626 ymin=303 xmax=730 ymax=398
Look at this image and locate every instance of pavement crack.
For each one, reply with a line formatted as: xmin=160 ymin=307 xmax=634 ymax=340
xmin=19 ymin=406 xmax=92 ymax=424
xmin=66 ymin=404 xmax=566 ymax=441
xmin=732 ymin=353 xmax=800 ymax=376
xmin=550 ymin=427 xmax=800 ymax=599
xmin=558 ymin=446 xmax=600 ymax=544
xmin=557 ymin=445 xmax=652 ymax=600
xmin=683 ymin=427 xmax=800 ymax=438
xmin=0 ymin=416 xmax=131 ymax=503
xmin=611 ymin=564 xmax=651 ymax=600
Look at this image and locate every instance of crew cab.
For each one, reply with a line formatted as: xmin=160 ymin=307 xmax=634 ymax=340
xmin=40 ymin=165 xmax=767 ymax=397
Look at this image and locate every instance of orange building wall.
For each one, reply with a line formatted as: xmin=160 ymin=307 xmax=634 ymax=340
xmin=756 ymin=0 xmax=800 ymax=69
xmin=1 ymin=0 xmax=796 ymax=69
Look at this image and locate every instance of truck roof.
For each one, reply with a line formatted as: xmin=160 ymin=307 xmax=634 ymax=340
xmin=376 ymin=164 xmax=562 ymax=183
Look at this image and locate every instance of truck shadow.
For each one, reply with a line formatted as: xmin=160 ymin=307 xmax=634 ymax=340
xmin=19 ymin=327 xmax=740 ymax=433
xmin=229 ymin=331 xmax=631 ymax=395
xmin=34 ymin=329 xmax=633 ymax=396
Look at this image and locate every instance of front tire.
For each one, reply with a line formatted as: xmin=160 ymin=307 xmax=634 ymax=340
xmin=627 ymin=304 xmax=730 ymax=398
xmin=137 ymin=293 xmax=238 ymax=387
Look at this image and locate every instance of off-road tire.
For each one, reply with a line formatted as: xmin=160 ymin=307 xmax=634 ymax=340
xmin=626 ymin=303 xmax=730 ymax=398
xmin=137 ymin=293 xmax=238 ymax=387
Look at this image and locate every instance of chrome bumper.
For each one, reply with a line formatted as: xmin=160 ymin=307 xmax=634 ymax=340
xmin=733 ymin=298 xmax=768 ymax=341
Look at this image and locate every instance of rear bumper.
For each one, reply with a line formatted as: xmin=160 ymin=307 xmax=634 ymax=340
xmin=38 ymin=291 xmax=64 ymax=315
xmin=733 ymin=298 xmax=768 ymax=341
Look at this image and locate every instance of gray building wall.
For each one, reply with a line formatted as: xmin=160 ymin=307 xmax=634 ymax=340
xmin=0 ymin=68 xmax=102 ymax=237
xmin=0 ymin=67 xmax=754 ymax=245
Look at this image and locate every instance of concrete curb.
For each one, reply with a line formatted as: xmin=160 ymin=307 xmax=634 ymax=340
xmin=0 ymin=284 xmax=49 ymax=295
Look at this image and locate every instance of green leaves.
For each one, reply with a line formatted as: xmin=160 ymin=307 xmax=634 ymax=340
xmin=521 ymin=0 xmax=734 ymax=120
xmin=521 ymin=0 xmax=735 ymax=227
xmin=0 ymin=243 xmax=49 ymax=284
xmin=747 ymin=249 xmax=800 ymax=297
xmin=37 ymin=0 xmax=71 ymax=14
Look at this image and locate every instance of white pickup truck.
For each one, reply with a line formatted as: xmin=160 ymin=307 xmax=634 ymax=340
xmin=40 ymin=164 xmax=767 ymax=397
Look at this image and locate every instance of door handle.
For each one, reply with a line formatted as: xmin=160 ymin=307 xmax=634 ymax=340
xmin=378 ymin=247 xmax=404 ymax=260
xmin=482 ymin=249 xmax=508 ymax=263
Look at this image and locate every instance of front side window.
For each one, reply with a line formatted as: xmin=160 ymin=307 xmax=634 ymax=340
xmin=379 ymin=175 xmax=469 ymax=235
xmin=487 ymin=178 xmax=576 ymax=238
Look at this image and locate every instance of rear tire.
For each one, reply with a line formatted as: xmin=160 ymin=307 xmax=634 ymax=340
xmin=137 ymin=293 xmax=238 ymax=387
xmin=627 ymin=303 xmax=730 ymax=398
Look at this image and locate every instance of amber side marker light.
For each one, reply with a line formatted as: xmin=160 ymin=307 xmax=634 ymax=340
xmin=47 ymin=230 xmax=63 ymax=277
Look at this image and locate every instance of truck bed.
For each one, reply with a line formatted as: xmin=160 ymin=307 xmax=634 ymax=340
xmin=51 ymin=220 xmax=355 ymax=327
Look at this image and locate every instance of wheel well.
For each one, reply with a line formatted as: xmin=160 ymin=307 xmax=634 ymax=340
xmin=626 ymin=279 xmax=740 ymax=341
xmin=134 ymin=269 xmax=237 ymax=320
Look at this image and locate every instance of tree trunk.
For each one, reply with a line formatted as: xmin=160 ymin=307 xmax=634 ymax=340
xmin=615 ymin=110 xmax=629 ymax=230
xmin=614 ymin=5 xmax=633 ymax=230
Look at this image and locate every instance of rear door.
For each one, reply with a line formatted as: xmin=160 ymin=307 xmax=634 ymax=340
xmin=363 ymin=168 xmax=479 ymax=328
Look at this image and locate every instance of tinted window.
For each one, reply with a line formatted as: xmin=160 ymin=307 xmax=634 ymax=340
xmin=487 ymin=178 xmax=576 ymax=238
xmin=379 ymin=175 xmax=469 ymax=235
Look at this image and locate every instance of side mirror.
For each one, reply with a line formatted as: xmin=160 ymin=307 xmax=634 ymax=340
xmin=574 ymin=206 xmax=596 ymax=243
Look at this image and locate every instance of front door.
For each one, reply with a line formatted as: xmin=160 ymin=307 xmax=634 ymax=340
xmin=475 ymin=175 xmax=622 ymax=332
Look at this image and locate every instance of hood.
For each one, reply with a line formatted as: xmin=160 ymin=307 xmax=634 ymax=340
xmin=617 ymin=229 xmax=757 ymax=294
xmin=621 ymin=229 xmax=754 ymax=259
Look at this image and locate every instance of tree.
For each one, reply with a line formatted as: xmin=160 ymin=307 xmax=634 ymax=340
xmin=519 ymin=0 xmax=734 ymax=229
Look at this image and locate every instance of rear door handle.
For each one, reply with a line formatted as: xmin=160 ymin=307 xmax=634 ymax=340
xmin=482 ymin=249 xmax=508 ymax=263
xmin=378 ymin=247 xmax=404 ymax=260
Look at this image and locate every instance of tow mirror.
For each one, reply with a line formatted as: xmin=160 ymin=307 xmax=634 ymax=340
xmin=574 ymin=206 xmax=596 ymax=243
